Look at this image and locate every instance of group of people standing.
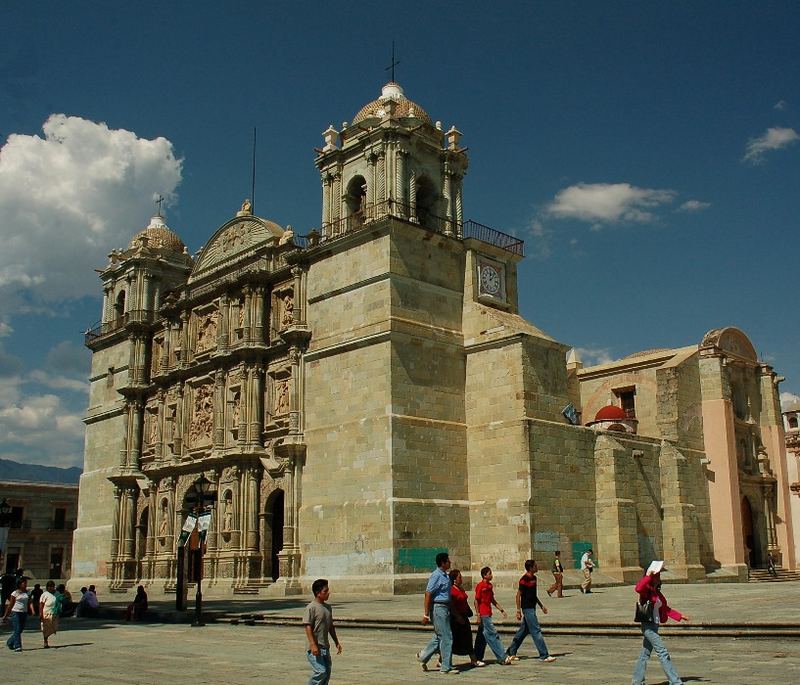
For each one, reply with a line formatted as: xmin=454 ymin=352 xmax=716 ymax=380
xmin=416 ymin=553 xmax=557 ymax=674
xmin=1 ymin=576 xmax=67 ymax=651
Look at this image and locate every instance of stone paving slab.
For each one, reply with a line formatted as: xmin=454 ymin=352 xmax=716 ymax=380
xmin=2 ymin=619 xmax=798 ymax=684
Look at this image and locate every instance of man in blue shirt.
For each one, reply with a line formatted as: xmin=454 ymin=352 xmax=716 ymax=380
xmin=416 ymin=552 xmax=456 ymax=674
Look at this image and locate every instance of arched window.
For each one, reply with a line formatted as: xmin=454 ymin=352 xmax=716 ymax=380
xmin=114 ymin=290 xmax=126 ymax=322
xmin=789 ymin=416 xmax=798 ymax=430
xmin=415 ymin=175 xmax=437 ymax=230
xmin=345 ymin=175 xmax=367 ymax=227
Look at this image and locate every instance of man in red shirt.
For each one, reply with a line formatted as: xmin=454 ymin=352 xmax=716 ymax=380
xmin=473 ymin=567 xmax=513 ymax=665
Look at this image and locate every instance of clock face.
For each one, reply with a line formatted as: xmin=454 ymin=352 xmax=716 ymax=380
xmin=480 ymin=265 xmax=501 ymax=295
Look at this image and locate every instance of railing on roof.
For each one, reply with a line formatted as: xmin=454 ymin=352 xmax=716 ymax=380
xmin=461 ymin=220 xmax=525 ymax=256
xmin=85 ymin=309 xmax=155 ymax=345
xmin=297 ymin=199 xmax=524 ymax=257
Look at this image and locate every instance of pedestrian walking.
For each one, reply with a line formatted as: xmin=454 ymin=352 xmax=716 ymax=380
xmin=506 ymin=560 xmax=557 ymax=663
xmin=303 ymin=578 xmax=342 ymax=685
xmin=416 ymin=552 xmax=456 ymax=673
xmin=580 ymin=549 xmax=594 ymax=593
xmin=448 ymin=569 xmax=484 ymax=668
xmin=473 ymin=567 xmax=513 ymax=666
xmin=546 ymin=551 xmax=564 ymax=598
xmin=767 ymin=551 xmax=777 ymax=577
xmin=632 ymin=561 xmax=688 ymax=685
xmin=2 ymin=576 xmax=34 ymax=651
xmin=40 ymin=580 xmax=60 ymax=648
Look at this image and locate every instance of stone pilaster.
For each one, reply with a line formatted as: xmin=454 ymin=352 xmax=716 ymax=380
xmin=594 ymin=434 xmax=641 ymax=582
xmin=213 ymin=369 xmax=225 ymax=449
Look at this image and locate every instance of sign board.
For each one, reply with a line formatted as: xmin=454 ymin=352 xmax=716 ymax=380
xmin=197 ymin=511 xmax=212 ymax=541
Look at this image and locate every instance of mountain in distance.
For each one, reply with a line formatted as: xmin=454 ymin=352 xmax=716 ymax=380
xmin=0 ymin=458 xmax=81 ymax=485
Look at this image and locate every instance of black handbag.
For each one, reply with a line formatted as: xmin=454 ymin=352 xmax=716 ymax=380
xmin=634 ymin=599 xmax=654 ymax=623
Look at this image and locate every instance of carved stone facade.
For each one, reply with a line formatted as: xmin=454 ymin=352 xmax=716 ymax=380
xmin=75 ymin=82 xmax=796 ymax=599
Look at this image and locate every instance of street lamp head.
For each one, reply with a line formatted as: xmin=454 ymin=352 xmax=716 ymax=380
xmin=193 ymin=474 xmax=212 ymax=497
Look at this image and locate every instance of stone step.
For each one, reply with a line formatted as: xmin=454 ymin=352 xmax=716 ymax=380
xmin=749 ymin=570 xmax=800 ymax=582
xmin=220 ymin=613 xmax=800 ymax=638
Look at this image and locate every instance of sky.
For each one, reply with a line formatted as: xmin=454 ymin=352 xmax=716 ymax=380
xmin=0 ymin=1 xmax=798 ymax=468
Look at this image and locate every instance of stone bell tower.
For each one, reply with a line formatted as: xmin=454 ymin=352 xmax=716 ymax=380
xmin=75 ymin=212 xmax=192 ymax=588
xmin=315 ymin=81 xmax=468 ymax=237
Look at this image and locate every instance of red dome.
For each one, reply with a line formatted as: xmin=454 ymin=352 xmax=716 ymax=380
xmin=594 ymin=405 xmax=627 ymax=422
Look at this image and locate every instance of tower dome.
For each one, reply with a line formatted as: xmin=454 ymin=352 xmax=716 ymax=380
xmin=352 ymin=82 xmax=433 ymax=126
xmin=128 ymin=214 xmax=186 ymax=254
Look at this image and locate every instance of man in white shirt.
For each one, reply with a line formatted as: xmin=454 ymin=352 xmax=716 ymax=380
xmin=580 ymin=549 xmax=594 ymax=594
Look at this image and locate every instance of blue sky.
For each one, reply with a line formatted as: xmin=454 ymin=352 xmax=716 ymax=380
xmin=1 ymin=2 xmax=798 ymax=467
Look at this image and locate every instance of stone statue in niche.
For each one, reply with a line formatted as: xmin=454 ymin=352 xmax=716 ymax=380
xmin=189 ymin=384 xmax=214 ymax=445
xmin=223 ymin=498 xmax=233 ymax=532
xmin=147 ymin=410 xmax=158 ymax=447
xmin=238 ymin=296 xmax=246 ymax=330
xmin=195 ymin=313 xmax=218 ymax=353
xmin=281 ymin=293 xmax=294 ymax=328
xmin=158 ymin=500 xmax=169 ymax=540
xmin=151 ymin=336 xmax=162 ymax=373
xmin=274 ymin=379 xmax=290 ymax=415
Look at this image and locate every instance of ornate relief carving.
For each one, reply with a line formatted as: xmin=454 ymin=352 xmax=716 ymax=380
xmin=146 ymin=408 xmax=159 ymax=448
xmin=196 ymin=312 xmax=218 ymax=353
xmin=221 ymin=222 xmax=251 ymax=253
xmin=274 ymin=379 xmax=290 ymax=415
xmin=238 ymin=295 xmax=246 ymax=330
xmin=281 ymin=293 xmax=294 ymax=329
xmin=189 ymin=383 xmax=214 ymax=446
xmin=222 ymin=496 xmax=233 ymax=532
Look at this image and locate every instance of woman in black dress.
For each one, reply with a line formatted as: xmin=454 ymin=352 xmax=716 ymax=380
xmin=449 ymin=569 xmax=485 ymax=668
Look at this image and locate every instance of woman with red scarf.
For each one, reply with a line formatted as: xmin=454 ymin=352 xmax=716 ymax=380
xmin=632 ymin=562 xmax=689 ymax=685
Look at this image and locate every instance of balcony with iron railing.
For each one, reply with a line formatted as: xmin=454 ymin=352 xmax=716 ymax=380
xmin=85 ymin=309 xmax=156 ymax=345
xmin=296 ymin=198 xmax=524 ymax=257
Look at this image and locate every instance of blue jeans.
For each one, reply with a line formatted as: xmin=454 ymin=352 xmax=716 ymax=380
xmin=6 ymin=612 xmax=26 ymax=650
xmin=419 ymin=604 xmax=454 ymax=671
xmin=307 ymin=647 xmax=332 ymax=685
xmin=474 ymin=615 xmax=507 ymax=662
xmin=632 ymin=622 xmax=682 ymax=685
xmin=507 ymin=607 xmax=550 ymax=658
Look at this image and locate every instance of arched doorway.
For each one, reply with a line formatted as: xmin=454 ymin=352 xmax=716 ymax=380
xmin=345 ymin=176 xmax=367 ymax=228
xmin=264 ymin=490 xmax=284 ymax=582
xmin=741 ymin=497 xmax=757 ymax=567
xmin=415 ymin=175 xmax=436 ymax=230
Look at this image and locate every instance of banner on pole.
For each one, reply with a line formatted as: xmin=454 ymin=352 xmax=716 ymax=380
xmin=182 ymin=514 xmax=197 ymax=533
xmin=197 ymin=511 xmax=212 ymax=541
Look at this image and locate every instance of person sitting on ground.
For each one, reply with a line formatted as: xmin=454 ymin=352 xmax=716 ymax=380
xmin=125 ymin=585 xmax=148 ymax=621
xmin=57 ymin=584 xmax=75 ymax=617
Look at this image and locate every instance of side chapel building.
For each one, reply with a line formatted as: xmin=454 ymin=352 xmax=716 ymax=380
xmin=74 ymin=82 xmax=796 ymax=595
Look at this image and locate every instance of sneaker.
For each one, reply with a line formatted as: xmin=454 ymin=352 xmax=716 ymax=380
xmin=541 ymin=656 xmax=557 ymax=663
xmin=442 ymin=669 xmax=460 ymax=675
xmin=585 ymin=590 xmax=592 ymax=594
xmin=472 ymin=660 xmax=485 ymax=667
xmin=507 ymin=655 xmax=520 ymax=662
xmin=14 ymin=647 xmax=22 ymax=652
xmin=416 ymin=651 xmax=428 ymax=672
xmin=501 ymin=656 xmax=514 ymax=665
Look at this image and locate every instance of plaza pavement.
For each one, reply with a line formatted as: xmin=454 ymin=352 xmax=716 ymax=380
xmin=3 ymin=581 xmax=798 ymax=683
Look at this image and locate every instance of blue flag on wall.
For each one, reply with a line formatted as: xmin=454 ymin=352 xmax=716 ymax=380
xmin=562 ymin=403 xmax=578 ymax=425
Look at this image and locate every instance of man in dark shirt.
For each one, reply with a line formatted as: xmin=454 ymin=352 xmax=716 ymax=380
xmin=505 ymin=559 xmax=557 ymax=662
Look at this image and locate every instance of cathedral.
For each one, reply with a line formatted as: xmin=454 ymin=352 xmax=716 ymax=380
xmin=73 ymin=81 xmax=796 ymax=596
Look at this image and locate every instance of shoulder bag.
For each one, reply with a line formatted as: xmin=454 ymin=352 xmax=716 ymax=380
xmin=634 ymin=598 xmax=654 ymax=623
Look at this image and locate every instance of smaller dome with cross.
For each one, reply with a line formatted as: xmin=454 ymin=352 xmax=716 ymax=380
xmin=128 ymin=214 xmax=186 ymax=254
xmin=352 ymin=82 xmax=433 ymax=126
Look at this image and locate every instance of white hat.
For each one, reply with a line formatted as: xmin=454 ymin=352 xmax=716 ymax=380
xmin=646 ymin=560 xmax=665 ymax=575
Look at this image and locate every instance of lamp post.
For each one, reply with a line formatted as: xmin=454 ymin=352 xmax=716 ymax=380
xmin=192 ymin=475 xmax=214 ymax=627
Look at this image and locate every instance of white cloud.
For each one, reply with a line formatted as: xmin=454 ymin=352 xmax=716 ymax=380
xmin=743 ymin=127 xmax=800 ymax=164
xmin=28 ymin=370 xmax=89 ymax=393
xmin=575 ymin=346 xmax=615 ymax=366
xmin=546 ymin=183 xmax=676 ymax=226
xmin=0 ymin=321 xmax=13 ymax=337
xmin=678 ymin=199 xmax=711 ymax=212
xmin=781 ymin=392 xmax=800 ymax=410
xmin=526 ymin=219 xmax=552 ymax=259
xmin=0 ymin=114 xmax=182 ymax=313
xmin=774 ymin=100 xmax=788 ymax=111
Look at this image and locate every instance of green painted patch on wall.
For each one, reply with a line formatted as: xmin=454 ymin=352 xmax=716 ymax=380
xmin=571 ymin=541 xmax=598 ymax=569
xmin=398 ymin=547 xmax=447 ymax=571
